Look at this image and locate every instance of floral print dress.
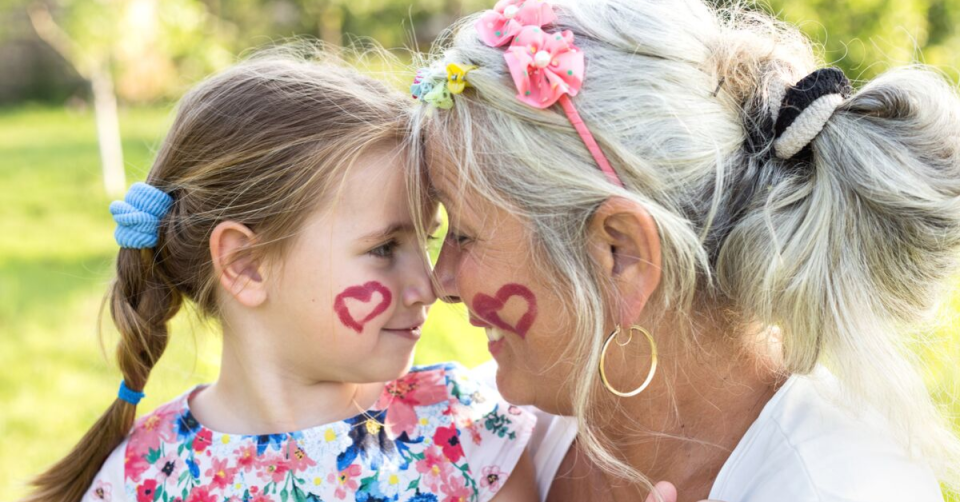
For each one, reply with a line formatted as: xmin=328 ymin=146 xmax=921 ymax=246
xmin=82 ymin=363 xmax=536 ymax=502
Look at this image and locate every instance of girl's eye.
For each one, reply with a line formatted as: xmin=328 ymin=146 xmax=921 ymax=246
xmin=370 ymin=240 xmax=399 ymax=259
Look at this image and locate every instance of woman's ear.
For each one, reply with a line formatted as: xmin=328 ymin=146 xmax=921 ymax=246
xmin=210 ymin=221 xmax=268 ymax=308
xmin=587 ymin=196 xmax=662 ymax=324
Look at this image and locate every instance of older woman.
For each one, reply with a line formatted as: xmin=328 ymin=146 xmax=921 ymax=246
xmin=407 ymin=0 xmax=960 ymax=500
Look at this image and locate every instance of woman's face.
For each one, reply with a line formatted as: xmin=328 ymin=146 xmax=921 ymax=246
xmin=428 ymin=151 xmax=581 ymax=414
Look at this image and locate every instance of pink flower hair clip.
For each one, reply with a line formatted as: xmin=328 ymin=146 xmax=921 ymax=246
xmin=476 ymin=0 xmax=557 ymax=47
xmin=412 ymin=0 xmax=623 ymax=187
xmin=475 ymin=0 xmax=623 ymax=187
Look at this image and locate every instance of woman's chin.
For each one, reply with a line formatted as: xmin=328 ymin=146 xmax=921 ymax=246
xmin=494 ymin=363 xmax=535 ymax=406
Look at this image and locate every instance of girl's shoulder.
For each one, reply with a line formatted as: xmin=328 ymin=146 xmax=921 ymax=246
xmin=88 ymin=367 xmax=535 ymax=502
xmin=81 ymin=390 xmax=194 ymax=502
xmin=380 ymin=361 xmax=535 ymax=447
xmin=376 ymin=361 xmax=538 ymax=501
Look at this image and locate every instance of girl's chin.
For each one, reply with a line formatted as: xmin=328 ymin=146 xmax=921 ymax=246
xmin=358 ymin=348 xmax=416 ymax=383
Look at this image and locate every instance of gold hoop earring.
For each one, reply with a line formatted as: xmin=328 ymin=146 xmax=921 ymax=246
xmin=598 ymin=325 xmax=658 ymax=397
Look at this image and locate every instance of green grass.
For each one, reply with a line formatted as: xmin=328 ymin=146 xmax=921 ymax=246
xmin=0 ymin=106 xmax=957 ymax=500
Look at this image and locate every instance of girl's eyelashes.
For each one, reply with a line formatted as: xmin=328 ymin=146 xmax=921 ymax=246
xmin=369 ymin=239 xmax=399 ymax=259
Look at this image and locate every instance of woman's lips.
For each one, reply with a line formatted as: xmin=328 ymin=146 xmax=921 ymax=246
xmin=487 ymin=337 xmax=505 ymax=356
xmin=469 ymin=315 xmax=493 ymax=329
xmin=471 ymin=315 xmax=506 ymax=356
xmin=485 ymin=327 xmax=506 ymax=356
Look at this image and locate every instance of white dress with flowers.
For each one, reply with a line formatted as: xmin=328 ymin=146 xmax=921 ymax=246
xmin=81 ymin=363 xmax=536 ymax=502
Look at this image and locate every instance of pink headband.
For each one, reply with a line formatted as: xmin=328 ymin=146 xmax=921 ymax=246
xmin=413 ymin=0 xmax=624 ymax=188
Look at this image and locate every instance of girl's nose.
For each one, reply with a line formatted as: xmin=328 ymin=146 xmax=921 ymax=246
xmin=403 ymin=252 xmax=439 ymax=308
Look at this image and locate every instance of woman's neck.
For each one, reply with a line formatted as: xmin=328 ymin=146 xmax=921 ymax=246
xmin=594 ymin=323 xmax=784 ymax=501
xmin=188 ymin=319 xmax=385 ymax=435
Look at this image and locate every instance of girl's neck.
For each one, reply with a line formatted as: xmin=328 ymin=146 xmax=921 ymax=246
xmin=188 ymin=322 xmax=385 ymax=436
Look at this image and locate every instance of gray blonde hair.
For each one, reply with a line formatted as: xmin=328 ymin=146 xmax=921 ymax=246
xmin=409 ymin=0 xmax=960 ymax=494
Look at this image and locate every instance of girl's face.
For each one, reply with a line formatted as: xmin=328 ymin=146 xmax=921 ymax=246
xmin=427 ymin=154 xmax=580 ymax=414
xmin=265 ymin=145 xmax=439 ymax=385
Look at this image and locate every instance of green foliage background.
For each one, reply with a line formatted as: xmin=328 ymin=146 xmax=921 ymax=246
xmin=0 ymin=0 xmax=959 ymax=500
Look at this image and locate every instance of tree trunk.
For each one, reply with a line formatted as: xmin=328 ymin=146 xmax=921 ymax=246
xmin=320 ymin=4 xmax=343 ymax=46
xmin=27 ymin=3 xmax=127 ymax=196
xmin=91 ymin=67 xmax=126 ymax=197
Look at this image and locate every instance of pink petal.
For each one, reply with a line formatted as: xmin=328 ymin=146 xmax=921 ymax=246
xmin=493 ymin=0 xmax=522 ymax=12
xmin=547 ymin=48 xmax=584 ymax=95
xmin=542 ymin=29 xmax=575 ymax=55
xmin=511 ymin=24 xmax=547 ymax=51
xmin=516 ymin=1 xmax=558 ymax=27
xmin=476 ymin=10 xmax=524 ymax=47
xmin=385 ymin=403 xmax=418 ymax=438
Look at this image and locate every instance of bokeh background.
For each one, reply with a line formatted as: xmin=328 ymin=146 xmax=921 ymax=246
xmin=1 ymin=0 xmax=959 ymax=499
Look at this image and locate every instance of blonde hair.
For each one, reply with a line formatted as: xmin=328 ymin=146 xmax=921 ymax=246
xmin=410 ymin=0 xmax=960 ymax=495
xmin=24 ymin=47 xmax=410 ymax=502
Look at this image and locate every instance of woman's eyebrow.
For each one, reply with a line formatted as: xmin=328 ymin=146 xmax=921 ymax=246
xmin=428 ymin=183 xmax=452 ymax=204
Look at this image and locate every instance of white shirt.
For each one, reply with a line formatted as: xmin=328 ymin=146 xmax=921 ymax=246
xmin=472 ymin=362 xmax=578 ymax=500
xmin=473 ymin=362 xmax=944 ymax=502
xmin=709 ymin=366 xmax=943 ymax=501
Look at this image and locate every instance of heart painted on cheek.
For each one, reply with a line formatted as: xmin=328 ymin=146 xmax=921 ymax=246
xmin=333 ymin=281 xmax=393 ymax=334
xmin=472 ymin=283 xmax=538 ymax=339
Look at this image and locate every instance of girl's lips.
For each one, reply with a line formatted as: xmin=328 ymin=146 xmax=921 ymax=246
xmin=383 ymin=325 xmax=423 ymax=341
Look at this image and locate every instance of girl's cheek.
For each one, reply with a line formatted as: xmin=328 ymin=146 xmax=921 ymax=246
xmin=332 ymin=281 xmax=393 ymax=334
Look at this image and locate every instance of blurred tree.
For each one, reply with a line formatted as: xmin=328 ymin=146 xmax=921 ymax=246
xmin=2 ymin=0 xmax=958 ymax=192
xmin=26 ymin=0 xmax=127 ymax=196
xmin=761 ymin=0 xmax=960 ymax=82
xmin=15 ymin=0 xmax=229 ymax=196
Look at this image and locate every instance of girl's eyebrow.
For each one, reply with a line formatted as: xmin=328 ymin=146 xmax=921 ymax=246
xmin=359 ymin=223 xmax=416 ymax=241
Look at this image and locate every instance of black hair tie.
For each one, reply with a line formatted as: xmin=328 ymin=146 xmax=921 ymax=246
xmin=772 ymin=67 xmax=852 ymax=159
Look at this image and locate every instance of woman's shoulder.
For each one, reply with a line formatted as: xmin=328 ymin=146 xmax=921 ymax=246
xmin=710 ymin=367 xmax=944 ymax=502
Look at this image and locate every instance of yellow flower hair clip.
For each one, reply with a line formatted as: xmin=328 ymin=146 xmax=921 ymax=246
xmin=446 ymin=63 xmax=478 ymax=95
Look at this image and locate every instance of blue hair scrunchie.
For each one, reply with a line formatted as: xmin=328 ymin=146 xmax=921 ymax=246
xmin=118 ymin=380 xmax=145 ymax=405
xmin=109 ymin=182 xmax=174 ymax=249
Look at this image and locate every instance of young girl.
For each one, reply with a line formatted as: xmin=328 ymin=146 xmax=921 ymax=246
xmin=24 ymin=52 xmax=536 ymax=502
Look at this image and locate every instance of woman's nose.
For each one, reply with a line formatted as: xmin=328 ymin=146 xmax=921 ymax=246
xmin=432 ymin=244 xmax=462 ymax=303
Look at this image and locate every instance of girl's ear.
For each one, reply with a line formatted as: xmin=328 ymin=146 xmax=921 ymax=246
xmin=586 ymin=197 xmax=662 ymax=324
xmin=210 ymin=221 xmax=268 ymax=307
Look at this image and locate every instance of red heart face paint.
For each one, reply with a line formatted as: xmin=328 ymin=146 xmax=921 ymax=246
xmin=334 ymin=281 xmax=393 ymax=334
xmin=472 ymin=283 xmax=538 ymax=339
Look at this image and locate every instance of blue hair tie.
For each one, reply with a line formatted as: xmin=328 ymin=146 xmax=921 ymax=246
xmin=118 ymin=380 xmax=145 ymax=405
xmin=109 ymin=182 xmax=174 ymax=249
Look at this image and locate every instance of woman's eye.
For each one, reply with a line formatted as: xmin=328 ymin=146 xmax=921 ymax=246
xmin=445 ymin=230 xmax=472 ymax=246
xmin=370 ymin=240 xmax=399 ymax=259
